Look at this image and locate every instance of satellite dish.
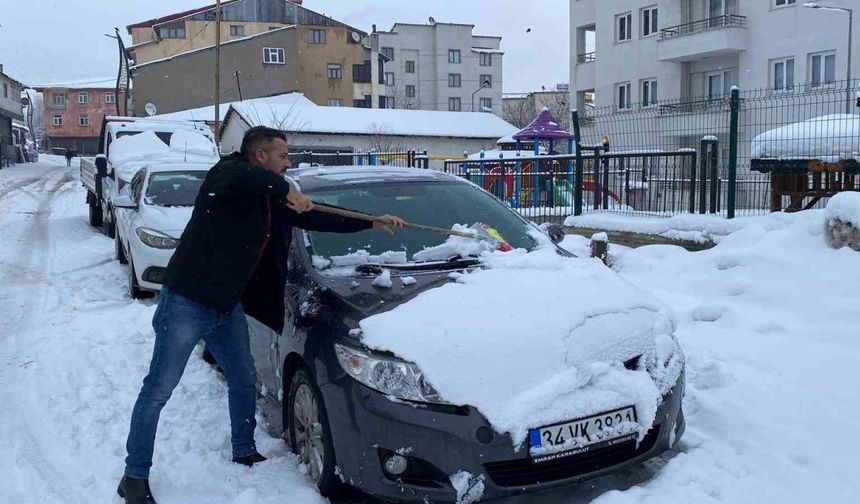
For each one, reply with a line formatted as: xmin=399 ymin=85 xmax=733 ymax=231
xmin=144 ymin=103 xmax=157 ymax=116
xmin=351 ymin=31 xmax=361 ymax=43
xmin=428 ymin=16 xmax=436 ymax=24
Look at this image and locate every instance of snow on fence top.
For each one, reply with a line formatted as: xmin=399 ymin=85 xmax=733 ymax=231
xmin=228 ymin=97 xmax=518 ymax=139
xmin=751 ymin=114 xmax=860 ymax=163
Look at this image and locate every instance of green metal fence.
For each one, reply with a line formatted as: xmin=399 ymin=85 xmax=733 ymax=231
xmin=572 ymin=79 xmax=860 ymax=218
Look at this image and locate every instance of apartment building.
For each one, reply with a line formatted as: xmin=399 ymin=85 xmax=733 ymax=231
xmin=33 ymin=85 xmax=115 ymax=154
xmin=376 ymin=22 xmax=503 ymax=115
xmin=128 ymin=0 xmax=388 ymax=111
xmin=571 ymin=0 xmax=857 ymax=110
xmin=1 ymin=65 xmax=25 ymax=164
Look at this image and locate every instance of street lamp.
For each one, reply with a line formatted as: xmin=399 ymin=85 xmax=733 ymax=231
xmin=803 ymin=2 xmax=854 ymax=113
xmin=471 ymin=79 xmax=491 ymax=112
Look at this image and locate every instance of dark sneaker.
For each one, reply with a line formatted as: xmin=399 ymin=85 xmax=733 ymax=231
xmin=117 ymin=476 xmax=158 ymax=504
xmin=232 ymin=451 xmax=267 ymax=467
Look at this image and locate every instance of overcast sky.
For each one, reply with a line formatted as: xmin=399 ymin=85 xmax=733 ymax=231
xmin=0 ymin=0 xmax=569 ymax=93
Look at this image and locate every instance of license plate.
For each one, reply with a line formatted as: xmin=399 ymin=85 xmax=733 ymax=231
xmin=528 ymin=406 xmax=638 ymax=462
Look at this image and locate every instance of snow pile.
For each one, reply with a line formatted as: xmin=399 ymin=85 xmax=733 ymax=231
xmin=565 ymin=212 xmax=768 ymax=244
xmin=751 ymin=114 xmax=860 ymax=162
xmin=169 ymin=129 xmax=219 ymax=158
xmin=328 ymin=249 xmax=408 ymax=268
xmin=450 ymin=471 xmax=485 ymax=504
xmin=412 ymin=224 xmax=496 ymax=262
xmin=371 ymin=269 xmax=393 ymax=288
xmin=825 ymin=191 xmax=860 ymax=250
xmin=108 ymin=130 xmax=219 ymax=181
xmin=360 ymin=246 xmax=682 ymax=449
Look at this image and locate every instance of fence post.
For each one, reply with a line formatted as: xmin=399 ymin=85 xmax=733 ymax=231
xmin=369 ymin=150 xmax=377 ymax=166
xmin=689 ymin=149 xmax=698 ymax=213
xmin=709 ymin=138 xmax=719 ymax=214
xmin=727 ymin=87 xmax=740 ymax=219
xmin=593 ymin=145 xmax=602 ymax=210
xmin=571 ymin=110 xmax=584 ymax=216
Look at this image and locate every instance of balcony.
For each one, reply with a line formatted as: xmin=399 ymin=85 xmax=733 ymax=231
xmin=657 ymin=15 xmax=748 ymax=62
xmin=576 ymin=52 xmax=596 ymax=64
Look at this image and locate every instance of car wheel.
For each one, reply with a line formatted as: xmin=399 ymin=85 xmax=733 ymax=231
xmin=88 ymin=203 xmax=103 ymax=227
xmin=115 ymin=236 xmax=128 ymax=264
xmin=288 ymin=368 xmax=342 ymax=497
xmin=127 ymin=258 xmax=153 ymax=300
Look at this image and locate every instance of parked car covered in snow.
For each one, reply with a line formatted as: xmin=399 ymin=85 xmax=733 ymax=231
xmin=112 ymin=162 xmax=211 ymax=298
xmin=239 ymin=166 xmax=685 ymax=503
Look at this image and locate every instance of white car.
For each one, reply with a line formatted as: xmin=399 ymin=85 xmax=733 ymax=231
xmin=113 ymin=162 xmax=212 ymax=298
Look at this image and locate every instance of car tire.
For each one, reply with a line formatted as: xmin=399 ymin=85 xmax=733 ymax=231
xmin=115 ymin=236 xmax=128 ymax=265
xmin=106 ymin=210 xmax=116 ymax=239
xmin=88 ymin=203 xmax=103 ymax=227
xmin=287 ymin=367 xmax=344 ymax=498
xmin=127 ymin=258 xmax=153 ymax=300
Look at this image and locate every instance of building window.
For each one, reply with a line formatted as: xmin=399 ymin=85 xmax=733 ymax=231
xmin=105 ymin=92 xmax=116 ymax=104
xmin=772 ymin=57 xmax=795 ymax=91
xmin=448 ymin=73 xmax=462 ymax=88
xmin=775 ymin=0 xmax=796 ymax=6
xmin=479 ymin=97 xmax=493 ymax=111
xmin=405 ymin=85 xmax=416 ymax=98
xmin=308 ymin=29 xmax=326 ymax=45
xmin=616 ymin=82 xmax=632 ymax=110
xmin=327 ymin=63 xmax=343 ymax=79
xmin=405 ymin=60 xmax=415 ymax=73
xmin=449 ymin=97 xmax=462 ymax=111
xmin=263 ymin=47 xmax=286 ymax=65
xmin=78 ymin=91 xmax=88 ymax=104
xmin=642 ymin=6 xmax=658 ymax=37
xmin=52 ymin=92 xmax=67 ymax=105
xmin=810 ymin=52 xmax=836 ymax=88
xmin=328 ymin=98 xmax=343 ymax=107
xmin=230 ymin=25 xmax=245 ymax=37
xmin=385 ymin=72 xmax=395 ymax=86
xmin=387 ymin=97 xmax=396 ymax=109
xmin=480 ymin=74 xmax=492 ymax=88
xmin=449 ymin=49 xmax=461 ymax=64
xmin=381 ymin=47 xmax=395 ymax=61
xmin=616 ymin=12 xmax=633 ymax=42
xmin=160 ymin=22 xmax=186 ymax=39
xmin=79 ymin=114 xmax=89 ymax=127
xmin=641 ymin=79 xmax=657 ymax=107
xmin=479 ymin=52 xmax=493 ymax=67
xmin=708 ymin=70 xmax=735 ymax=99
xmin=53 ymin=114 xmax=63 ymax=126
xmin=2 ymin=83 xmax=7 ymax=98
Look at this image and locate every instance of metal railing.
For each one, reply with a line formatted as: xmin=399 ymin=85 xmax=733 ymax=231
xmin=659 ymin=14 xmax=747 ymax=40
xmin=290 ymin=150 xmax=429 ymax=169
xmin=576 ymin=52 xmax=596 ymax=64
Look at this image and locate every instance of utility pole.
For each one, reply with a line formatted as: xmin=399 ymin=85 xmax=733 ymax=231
xmin=214 ymin=0 xmax=222 ymax=146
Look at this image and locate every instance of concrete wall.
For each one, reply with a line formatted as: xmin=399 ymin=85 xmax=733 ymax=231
xmin=0 ymin=71 xmax=24 ymax=121
xmin=131 ymin=28 xmax=300 ymax=116
xmin=377 ymin=23 xmax=503 ymax=115
xmin=295 ymin=25 xmax=369 ymax=107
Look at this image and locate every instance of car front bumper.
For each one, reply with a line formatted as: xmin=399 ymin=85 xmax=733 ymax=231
xmin=322 ymin=371 xmax=685 ymax=503
xmin=128 ymin=238 xmax=175 ymax=291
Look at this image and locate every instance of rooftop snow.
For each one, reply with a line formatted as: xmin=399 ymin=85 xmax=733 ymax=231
xmin=751 ymin=114 xmax=860 ymax=162
xmin=230 ymin=97 xmax=518 ymax=139
xmin=151 ymin=92 xmax=314 ymax=123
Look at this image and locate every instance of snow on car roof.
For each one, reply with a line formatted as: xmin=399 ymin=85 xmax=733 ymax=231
xmin=145 ymin=162 xmax=214 ymax=173
xmin=288 ymin=165 xmax=460 ymax=191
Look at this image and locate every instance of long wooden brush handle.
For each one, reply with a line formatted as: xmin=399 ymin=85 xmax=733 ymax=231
xmin=311 ymin=204 xmax=480 ymax=239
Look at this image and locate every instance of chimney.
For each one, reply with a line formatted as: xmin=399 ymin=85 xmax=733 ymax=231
xmin=0 ymin=64 xmax=4 ymax=75
xmin=288 ymin=0 xmax=302 ymax=4
xmin=372 ymin=24 xmax=377 ymax=33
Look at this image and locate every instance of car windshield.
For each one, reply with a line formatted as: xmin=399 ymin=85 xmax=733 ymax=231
xmin=305 ymin=181 xmax=537 ymax=263
xmin=145 ymin=171 xmax=206 ymax=207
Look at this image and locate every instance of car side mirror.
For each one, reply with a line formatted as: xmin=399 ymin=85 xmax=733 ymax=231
xmin=545 ymin=223 xmax=565 ymax=244
xmin=113 ymin=194 xmax=138 ymax=210
xmin=95 ymin=155 xmax=108 ymax=178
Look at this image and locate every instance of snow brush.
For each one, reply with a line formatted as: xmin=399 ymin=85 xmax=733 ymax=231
xmin=310 ymin=205 xmax=513 ymax=252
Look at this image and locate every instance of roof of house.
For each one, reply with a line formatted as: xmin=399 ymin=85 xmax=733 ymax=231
xmin=513 ymin=108 xmax=574 ymax=141
xmin=127 ymin=0 xmax=243 ymax=33
xmin=151 ymin=92 xmax=313 ymax=123
xmin=130 ymin=26 xmax=296 ymax=70
xmin=225 ymin=95 xmax=517 ymax=139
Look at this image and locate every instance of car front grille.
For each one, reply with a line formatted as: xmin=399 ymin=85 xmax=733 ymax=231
xmin=483 ymin=424 xmax=661 ymax=488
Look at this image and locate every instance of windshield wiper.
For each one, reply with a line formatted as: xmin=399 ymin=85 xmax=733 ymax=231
xmin=354 ymin=257 xmax=481 ymax=275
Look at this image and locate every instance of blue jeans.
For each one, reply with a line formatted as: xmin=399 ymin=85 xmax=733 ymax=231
xmin=124 ymin=287 xmax=258 ymax=479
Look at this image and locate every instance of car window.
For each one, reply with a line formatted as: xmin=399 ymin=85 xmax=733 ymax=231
xmin=305 ymin=181 xmax=536 ymax=261
xmin=131 ymin=171 xmax=146 ymax=204
xmin=145 ymin=171 xmax=206 ymax=207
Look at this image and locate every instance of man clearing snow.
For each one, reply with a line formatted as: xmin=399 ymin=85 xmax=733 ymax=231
xmin=118 ymin=127 xmax=405 ymax=504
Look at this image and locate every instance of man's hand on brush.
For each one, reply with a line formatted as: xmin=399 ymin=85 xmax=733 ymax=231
xmin=373 ymin=215 xmax=406 ymax=235
xmin=287 ymin=187 xmax=314 ymax=213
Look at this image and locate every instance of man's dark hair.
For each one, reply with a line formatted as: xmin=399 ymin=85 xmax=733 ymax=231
xmin=240 ymin=126 xmax=287 ymax=157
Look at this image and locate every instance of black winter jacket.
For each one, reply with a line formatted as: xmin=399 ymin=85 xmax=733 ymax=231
xmin=163 ymin=154 xmax=372 ymax=333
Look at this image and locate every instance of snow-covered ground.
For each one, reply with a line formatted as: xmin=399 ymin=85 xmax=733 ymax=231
xmin=1 ymin=158 xmax=858 ymax=503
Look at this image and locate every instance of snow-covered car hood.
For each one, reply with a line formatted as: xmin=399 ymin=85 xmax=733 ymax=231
xmin=357 ymin=246 xmax=684 ymax=450
xmin=138 ymin=204 xmax=194 ymax=238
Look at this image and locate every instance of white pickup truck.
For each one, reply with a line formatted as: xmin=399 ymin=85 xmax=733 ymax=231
xmin=80 ymin=116 xmax=218 ymax=238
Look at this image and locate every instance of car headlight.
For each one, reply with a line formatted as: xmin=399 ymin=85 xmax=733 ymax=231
xmin=645 ymin=334 xmax=685 ymax=395
xmin=335 ymin=343 xmax=448 ymax=405
xmin=136 ymin=227 xmax=179 ymax=249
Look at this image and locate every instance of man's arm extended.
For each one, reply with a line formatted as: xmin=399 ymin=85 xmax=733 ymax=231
xmin=287 ymin=203 xmax=404 ymax=234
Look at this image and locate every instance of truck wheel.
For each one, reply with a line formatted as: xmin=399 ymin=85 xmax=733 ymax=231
xmin=88 ymin=203 xmax=103 ymax=227
xmin=115 ymin=236 xmax=128 ymax=265
xmin=128 ymin=258 xmax=154 ymax=300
